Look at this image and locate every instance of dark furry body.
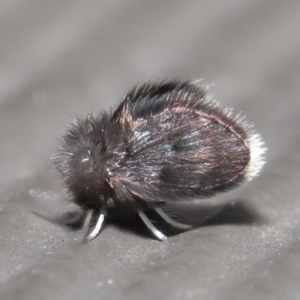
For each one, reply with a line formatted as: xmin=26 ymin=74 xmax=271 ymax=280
xmin=54 ymin=80 xmax=252 ymax=237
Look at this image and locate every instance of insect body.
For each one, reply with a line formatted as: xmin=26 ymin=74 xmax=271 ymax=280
xmin=54 ymin=80 xmax=266 ymax=241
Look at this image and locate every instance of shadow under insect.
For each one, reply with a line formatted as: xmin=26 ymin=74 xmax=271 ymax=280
xmin=139 ymin=200 xmax=264 ymax=237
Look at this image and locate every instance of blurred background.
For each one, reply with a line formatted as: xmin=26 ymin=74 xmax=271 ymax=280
xmin=0 ymin=1 xmax=300 ymax=299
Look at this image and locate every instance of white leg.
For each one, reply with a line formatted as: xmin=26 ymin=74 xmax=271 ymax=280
xmin=85 ymin=201 xmax=108 ymax=241
xmin=86 ymin=211 xmax=105 ymax=241
xmin=138 ymin=210 xmax=167 ymax=241
xmin=155 ymin=208 xmax=192 ymax=230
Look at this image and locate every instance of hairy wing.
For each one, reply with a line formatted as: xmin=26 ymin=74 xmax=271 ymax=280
xmin=109 ymin=81 xmax=251 ymax=203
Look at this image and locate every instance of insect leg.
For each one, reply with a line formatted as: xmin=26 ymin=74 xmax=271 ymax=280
xmin=86 ymin=206 xmax=106 ymax=241
xmin=138 ymin=210 xmax=167 ymax=241
xmin=154 ymin=207 xmax=192 ymax=230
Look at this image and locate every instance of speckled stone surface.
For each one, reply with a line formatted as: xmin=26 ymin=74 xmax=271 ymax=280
xmin=1 ymin=1 xmax=300 ymax=299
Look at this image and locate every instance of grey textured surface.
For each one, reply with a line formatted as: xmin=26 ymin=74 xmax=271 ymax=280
xmin=1 ymin=1 xmax=300 ymax=299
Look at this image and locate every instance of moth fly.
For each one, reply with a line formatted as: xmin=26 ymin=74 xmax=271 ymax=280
xmin=54 ymin=80 xmax=266 ymax=241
